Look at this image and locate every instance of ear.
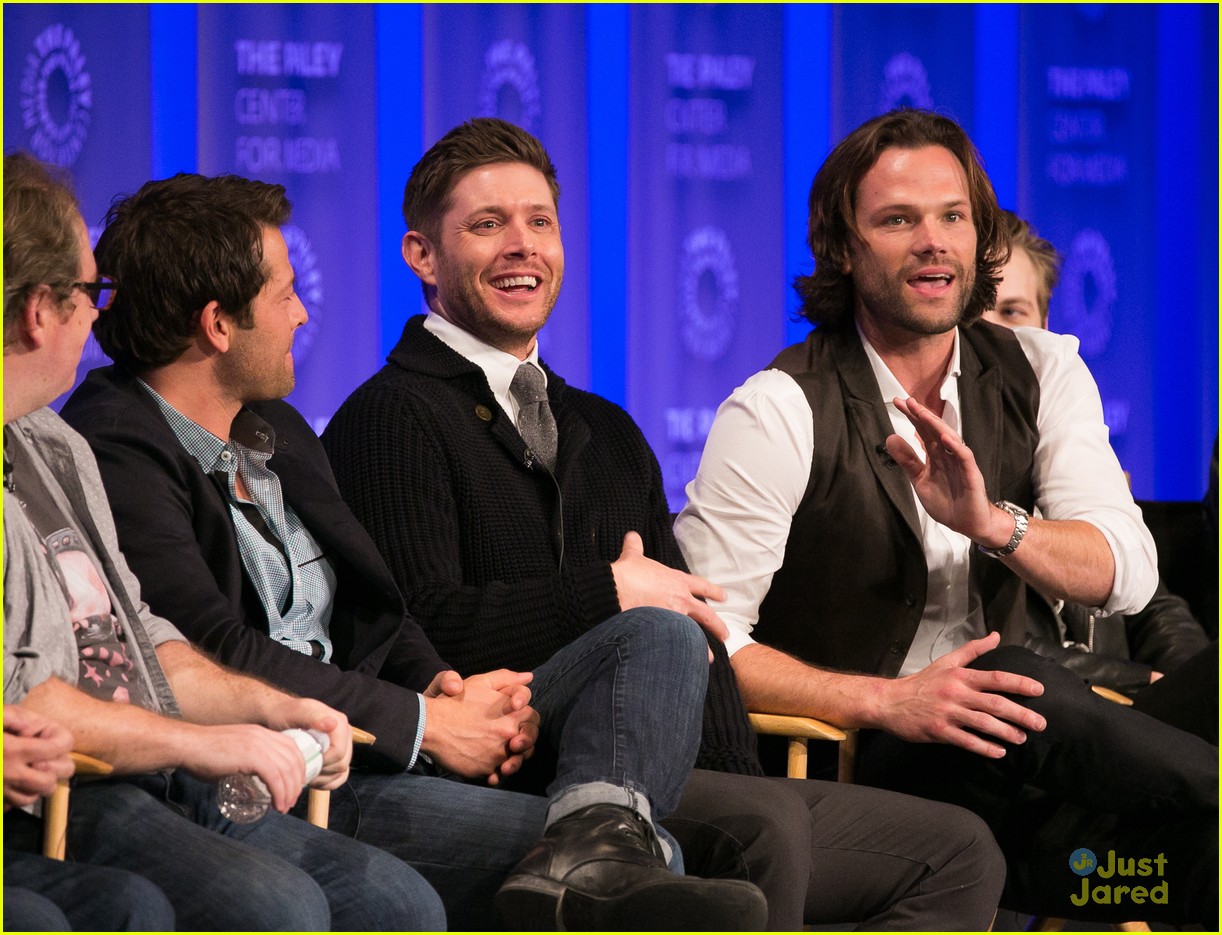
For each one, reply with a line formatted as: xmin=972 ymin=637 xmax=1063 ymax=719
xmin=402 ymin=231 xmax=438 ymax=285
xmin=198 ymin=300 xmax=233 ymax=354
xmin=20 ymin=286 xmax=57 ymax=349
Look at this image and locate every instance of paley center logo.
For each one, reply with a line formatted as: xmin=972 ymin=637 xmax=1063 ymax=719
xmin=479 ymin=39 xmax=541 ymax=133
xmin=20 ymin=23 xmax=93 ymax=167
xmin=1068 ymin=848 xmax=1168 ymax=908
xmin=282 ymin=225 xmax=323 ymax=365
xmin=1056 ymin=229 xmax=1116 ymax=360
xmin=879 ymin=52 xmax=933 ymax=113
xmin=678 ymin=226 xmax=738 ymax=364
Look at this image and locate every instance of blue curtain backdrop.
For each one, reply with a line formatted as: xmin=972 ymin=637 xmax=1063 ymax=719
xmin=196 ymin=5 xmax=382 ymax=432
xmin=626 ymin=4 xmax=786 ymax=507
xmin=4 ymin=3 xmax=1216 ymax=502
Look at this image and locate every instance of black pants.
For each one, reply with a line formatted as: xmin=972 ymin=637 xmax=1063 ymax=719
xmin=666 ymin=769 xmax=1006 ymax=931
xmin=857 ymin=645 xmax=1218 ymax=925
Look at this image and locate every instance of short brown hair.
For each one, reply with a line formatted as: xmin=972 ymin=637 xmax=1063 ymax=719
xmin=402 ymin=117 xmax=559 ymax=243
xmin=794 ymin=109 xmax=1008 ymax=330
xmin=3 ymin=152 xmax=84 ymax=346
xmin=1000 ymin=210 xmax=1060 ymax=326
xmin=93 ymin=173 xmax=290 ymax=373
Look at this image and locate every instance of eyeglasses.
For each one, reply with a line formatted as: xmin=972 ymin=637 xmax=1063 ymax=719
xmin=72 ymin=278 xmax=118 ymax=311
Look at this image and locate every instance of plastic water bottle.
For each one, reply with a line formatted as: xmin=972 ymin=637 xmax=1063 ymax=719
xmin=217 ymin=728 xmax=330 ymax=824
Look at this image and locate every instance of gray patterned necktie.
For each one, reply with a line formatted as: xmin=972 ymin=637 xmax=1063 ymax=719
xmin=510 ymin=362 xmax=557 ymax=472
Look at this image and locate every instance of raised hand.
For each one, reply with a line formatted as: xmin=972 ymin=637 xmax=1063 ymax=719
xmin=885 ymin=396 xmax=1005 ymax=545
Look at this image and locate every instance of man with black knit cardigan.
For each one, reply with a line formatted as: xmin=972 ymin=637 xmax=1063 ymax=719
xmin=324 ymin=116 xmax=1007 ymax=931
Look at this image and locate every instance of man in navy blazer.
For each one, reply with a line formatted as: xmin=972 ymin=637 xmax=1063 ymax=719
xmin=61 ymin=172 xmax=768 ymax=931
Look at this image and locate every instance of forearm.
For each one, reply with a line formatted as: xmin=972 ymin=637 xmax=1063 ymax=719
xmin=157 ymin=641 xmax=288 ymax=727
xmin=20 ymin=677 xmax=210 ymax=775
xmin=730 ymin=642 xmax=887 ymax=728
xmin=990 ymin=515 xmax=1115 ymax=608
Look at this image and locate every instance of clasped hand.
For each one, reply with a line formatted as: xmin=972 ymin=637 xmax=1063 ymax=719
xmin=423 ymin=669 xmax=539 ymax=785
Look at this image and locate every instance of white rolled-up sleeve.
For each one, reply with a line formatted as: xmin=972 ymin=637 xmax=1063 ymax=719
xmin=1015 ymin=327 xmax=1159 ymax=615
xmin=676 ymin=370 xmax=814 ymax=656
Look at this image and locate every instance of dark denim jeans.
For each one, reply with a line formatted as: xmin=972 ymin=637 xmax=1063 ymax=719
xmin=3 ymin=849 xmax=175 ymax=931
xmin=529 ymin=607 xmax=707 ymax=824
xmin=5 ymin=771 xmax=446 ymax=931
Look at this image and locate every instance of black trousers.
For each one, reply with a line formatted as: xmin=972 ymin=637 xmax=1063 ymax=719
xmin=666 ymin=769 xmax=1006 ymax=931
xmin=857 ymin=645 xmax=1218 ymax=925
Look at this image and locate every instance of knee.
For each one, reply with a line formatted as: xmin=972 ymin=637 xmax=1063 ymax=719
xmin=936 ymin=804 xmax=1007 ymax=885
xmin=692 ymin=778 xmax=814 ymax=875
xmin=616 ymin=607 xmax=707 ymax=667
xmin=106 ymin=870 xmax=176 ymax=931
xmin=4 ymin=889 xmax=70 ymax=932
xmin=355 ymin=852 xmax=447 ymax=931
xmin=973 ymin=645 xmax=1093 ymax=699
xmin=232 ymin=865 xmax=330 ymax=931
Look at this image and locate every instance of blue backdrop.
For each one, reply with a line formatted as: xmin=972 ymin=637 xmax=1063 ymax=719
xmin=5 ymin=3 xmax=1216 ymax=503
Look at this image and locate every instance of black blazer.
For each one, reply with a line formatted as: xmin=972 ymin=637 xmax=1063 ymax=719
xmin=62 ymin=365 xmax=447 ymax=770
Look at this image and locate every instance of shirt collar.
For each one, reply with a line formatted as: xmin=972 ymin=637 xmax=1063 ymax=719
xmin=856 ymin=323 xmax=963 ymax=407
xmin=423 ymin=312 xmax=545 ymax=416
xmin=138 ymin=380 xmax=275 ymax=475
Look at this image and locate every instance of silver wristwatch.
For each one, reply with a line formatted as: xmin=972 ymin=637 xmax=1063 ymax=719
xmin=977 ymin=500 xmax=1029 ymax=558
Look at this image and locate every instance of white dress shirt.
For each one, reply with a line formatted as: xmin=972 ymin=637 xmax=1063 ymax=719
xmin=424 ymin=312 xmax=546 ymax=422
xmin=675 ymin=325 xmax=1158 ymax=672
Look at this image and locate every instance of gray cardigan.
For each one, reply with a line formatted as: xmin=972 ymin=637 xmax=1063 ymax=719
xmin=4 ymin=408 xmax=183 ymax=716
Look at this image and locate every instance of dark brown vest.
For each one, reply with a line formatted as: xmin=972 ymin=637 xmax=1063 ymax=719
xmin=757 ymin=323 xmax=1041 ymax=677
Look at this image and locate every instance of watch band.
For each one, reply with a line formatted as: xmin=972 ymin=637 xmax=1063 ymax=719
xmin=978 ymin=500 xmax=1029 ymax=558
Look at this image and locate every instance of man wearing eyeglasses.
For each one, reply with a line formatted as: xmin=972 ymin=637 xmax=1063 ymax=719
xmin=3 ymin=153 xmax=445 ymax=929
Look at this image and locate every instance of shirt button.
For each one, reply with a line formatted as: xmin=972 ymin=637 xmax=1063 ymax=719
xmin=889 ymin=641 xmax=903 ymax=654
xmin=220 ymin=451 xmax=233 ymax=462
xmin=904 ymin=594 xmax=916 ymax=607
xmin=474 ymin=405 xmax=493 ymax=422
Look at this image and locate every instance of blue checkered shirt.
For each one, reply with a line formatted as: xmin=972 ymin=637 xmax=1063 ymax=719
xmin=141 ymin=382 xmax=337 ymax=662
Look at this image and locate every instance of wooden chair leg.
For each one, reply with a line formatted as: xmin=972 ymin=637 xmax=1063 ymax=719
xmin=41 ymin=779 xmax=71 ymax=860
xmin=786 ymin=737 xmax=809 ymax=779
xmin=304 ymin=726 xmax=376 ymax=829
xmin=41 ymin=752 xmax=113 ymax=860
xmin=837 ymin=729 xmax=858 ymax=784
xmin=307 ymin=788 xmax=330 ymax=829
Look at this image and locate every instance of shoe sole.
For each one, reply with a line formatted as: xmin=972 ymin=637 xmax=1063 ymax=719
xmin=497 ymin=874 xmax=767 ymax=932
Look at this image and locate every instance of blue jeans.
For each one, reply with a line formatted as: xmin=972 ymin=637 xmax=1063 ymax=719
xmin=3 ymin=850 xmax=175 ymax=931
xmin=7 ymin=771 xmax=446 ymax=931
xmin=327 ymin=608 xmax=707 ymax=930
xmin=529 ymin=608 xmax=707 ymax=823
xmin=330 ymin=772 xmax=545 ymax=931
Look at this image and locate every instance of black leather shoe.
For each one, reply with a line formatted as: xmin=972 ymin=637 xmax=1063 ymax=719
xmin=495 ymin=803 xmax=768 ymax=931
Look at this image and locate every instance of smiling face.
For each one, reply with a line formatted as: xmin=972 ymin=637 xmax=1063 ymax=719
xmin=405 ymin=162 xmax=563 ymax=359
xmin=218 ymin=226 xmax=307 ymax=402
xmin=981 ymin=246 xmax=1045 ymax=330
xmin=847 ymin=145 xmax=977 ymax=342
